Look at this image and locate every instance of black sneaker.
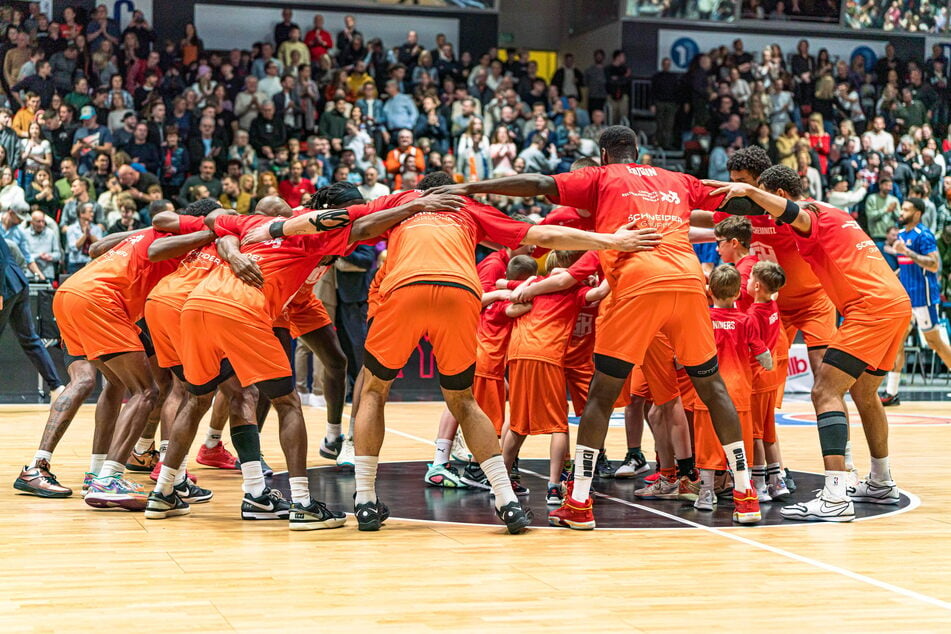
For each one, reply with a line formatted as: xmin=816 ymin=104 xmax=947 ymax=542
xmin=594 ymin=450 xmax=616 ymax=478
xmin=510 ymin=457 xmax=521 ymax=483
xmin=880 ymin=392 xmax=901 ymax=407
xmin=144 ymin=490 xmax=190 ymax=519
xmin=173 ymin=479 xmax=213 ymax=504
xmin=489 ymin=479 xmax=529 ymax=497
xmin=496 ymin=501 xmax=533 ymax=534
xmin=318 ymin=434 xmax=343 ymax=459
xmin=784 ymin=468 xmax=797 ymax=493
xmin=241 ymin=487 xmax=291 ymax=520
xmin=289 ymin=499 xmax=347 ymax=531
xmin=460 ymin=461 xmax=491 ymax=490
xmin=354 ymin=497 xmax=390 ymax=532
xmin=260 ymin=454 xmax=274 ymax=477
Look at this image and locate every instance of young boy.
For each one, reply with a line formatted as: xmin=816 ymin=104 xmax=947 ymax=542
xmin=713 ymin=215 xmax=758 ymax=311
xmin=746 ymin=260 xmax=792 ymax=502
xmin=504 ymin=251 xmax=609 ymax=511
xmin=694 ymin=265 xmax=771 ymax=523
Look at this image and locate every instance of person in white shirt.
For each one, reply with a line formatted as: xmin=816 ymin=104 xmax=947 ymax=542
xmin=357 ymin=166 xmax=390 ymax=201
xmin=864 ymin=115 xmax=895 ymax=156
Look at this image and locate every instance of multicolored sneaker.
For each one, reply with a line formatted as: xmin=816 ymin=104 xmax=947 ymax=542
xmin=546 ymin=484 xmax=564 ymax=506
xmin=424 ymin=462 xmax=467 ymax=488
xmin=694 ymin=488 xmax=717 ymax=511
xmin=560 ymin=459 xmax=574 ymax=483
xmin=594 ymin=450 xmax=616 ymax=478
xmin=125 ymin=444 xmax=159 ymax=472
xmin=289 ymin=500 xmax=347 ymax=531
xmin=732 ymin=488 xmax=763 ymax=524
xmin=496 ymin=501 xmax=533 ymax=534
xmin=81 ymin=472 xmax=95 ymax=497
xmin=144 ymin=491 xmax=190 ymax=520
xmin=149 ymin=462 xmax=198 ymax=484
xmin=677 ymin=474 xmax=701 ymax=501
xmin=318 ymin=435 xmax=343 ymax=460
xmin=879 ymin=392 xmax=900 ymax=407
xmin=614 ymin=449 xmax=650 ymax=478
xmin=460 ymin=461 xmax=491 ymax=490
xmin=768 ymin=478 xmax=791 ymax=500
xmin=84 ymin=474 xmax=148 ymax=511
xmin=548 ymin=496 xmax=595 ymax=530
xmin=196 ymin=442 xmax=238 ymax=469
xmin=14 ymin=460 xmax=72 ymax=498
xmin=635 ymin=475 xmax=679 ymax=499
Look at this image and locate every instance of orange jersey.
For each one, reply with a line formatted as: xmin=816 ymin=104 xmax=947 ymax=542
xmin=734 ymin=253 xmax=758 ymax=313
xmin=697 ymin=306 xmax=767 ymax=411
xmin=186 ymin=214 xmax=355 ymax=324
xmin=58 ymin=217 xmax=206 ymax=321
xmin=793 ymin=202 xmax=909 ymax=315
xmin=367 ymin=259 xmax=387 ymax=321
xmin=508 ymin=284 xmax=590 ymax=364
xmin=374 ymin=191 xmax=530 ymax=299
xmin=147 ymin=242 xmax=224 ymax=310
xmin=475 ymin=299 xmax=512 ymax=378
xmin=554 ymin=163 xmax=724 ymax=300
xmin=747 ymin=300 xmax=788 ymax=391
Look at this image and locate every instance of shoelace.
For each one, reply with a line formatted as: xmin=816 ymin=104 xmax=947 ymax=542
xmin=267 ymin=489 xmax=286 ymax=501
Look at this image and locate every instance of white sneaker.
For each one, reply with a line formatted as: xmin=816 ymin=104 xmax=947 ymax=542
xmin=756 ymin=484 xmax=772 ymax=503
xmin=311 ymin=394 xmax=327 ymax=408
xmin=634 ymin=476 xmax=679 ymax=499
xmin=336 ymin=437 xmax=355 ymax=468
xmin=614 ymin=449 xmax=651 ymax=478
xmin=450 ymin=428 xmax=472 ymax=462
xmin=767 ymin=479 xmax=791 ymax=500
xmin=846 ymin=468 xmax=860 ymax=487
xmin=848 ymin=477 xmax=899 ymax=505
xmin=781 ymin=489 xmax=855 ymax=522
xmin=694 ymin=488 xmax=716 ymax=511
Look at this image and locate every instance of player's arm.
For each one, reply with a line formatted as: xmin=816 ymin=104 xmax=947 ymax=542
xmin=703 ymin=180 xmax=813 ymax=235
xmin=505 ymin=302 xmax=533 ymax=318
xmin=216 ymin=235 xmax=264 ymax=288
xmin=148 ymin=230 xmax=217 ymax=261
xmin=893 ymin=241 xmax=940 ymax=273
xmin=522 ymin=223 xmax=662 ymax=252
xmin=88 ymin=230 xmax=138 ymax=259
xmin=689 ymin=227 xmax=716 ymax=243
xmin=481 ymin=289 xmax=511 ymax=307
xmin=347 ymin=193 xmax=468 ymax=242
xmin=511 ymin=271 xmax=576 ymax=303
xmin=584 ymin=279 xmax=610 ymax=303
xmin=424 ymin=173 xmax=558 ymax=199
xmin=690 ymin=210 xmax=716 ymax=228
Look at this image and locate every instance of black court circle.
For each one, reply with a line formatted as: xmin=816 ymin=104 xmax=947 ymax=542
xmin=270 ymin=460 xmax=917 ymax=530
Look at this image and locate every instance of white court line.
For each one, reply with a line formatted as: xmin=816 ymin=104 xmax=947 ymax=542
xmin=384 ymin=425 xmax=951 ymax=613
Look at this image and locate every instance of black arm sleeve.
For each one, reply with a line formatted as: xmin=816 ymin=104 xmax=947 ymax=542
xmin=717 ymin=196 xmax=766 ymax=216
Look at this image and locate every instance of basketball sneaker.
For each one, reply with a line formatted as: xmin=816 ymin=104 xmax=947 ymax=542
xmin=677 ymin=474 xmax=701 ymax=501
xmin=635 ymin=475 xmax=679 ymax=499
xmin=289 ymin=500 xmax=347 ymax=531
xmin=241 ymin=488 xmax=291 ymax=520
xmin=497 ymin=501 xmax=533 ymax=534
xmin=337 ymin=437 xmax=355 ymax=468
xmin=354 ymin=498 xmax=390 ymax=531
xmin=560 ymin=459 xmax=573 ymax=483
xmin=783 ymin=468 xmax=797 ymax=492
xmin=756 ymin=484 xmax=772 ymax=503
xmin=451 ymin=428 xmax=472 ymax=462
xmin=767 ymin=479 xmax=791 ymax=500
xmin=319 ymin=435 xmax=343 ymax=460
xmin=781 ymin=489 xmax=854 ymax=522
xmin=488 ymin=479 xmax=529 ymax=497
xmin=848 ymin=477 xmax=900 ymax=504
xmin=81 ymin=472 xmax=95 ymax=497
xmin=173 ymin=480 xmax=213 ymax=504
xmin=879 ymin=392 xmax=900 ymax=407
xmin=460 ymin=461 xmax=491 ymax=490
xmin=694 ymin=488 xmax=717 ymax=511
xmin=510 ymin=457 xmax=521 ymax=482
xmin=546 ymin=484 xmax=564 ymax=506
xmin=614 ymin=449 xmax=650 ymax=478
xmin=732 ymin=488 xmax=762 ymax=524
xmin=594 ymin=450 xmax=616 ymax=478
xmin=148 ymin=462 xmax=198 ymax=484
xmin=548 ymin=496 xmax=595 ymax=530
xmin=14 ymin=460 xmax=72 ymax=498
xmin=424 ymin=462 xmax=467 ymax=488
xmin=196 ymin=442 xmax=238 ymax=469
xmin=125 ymin=444 xmax=159 ymax=472
xmin=84 ymin=475 xmax=148 ymax=511
xmin=144 ymin=491 xmax=190 ymax=519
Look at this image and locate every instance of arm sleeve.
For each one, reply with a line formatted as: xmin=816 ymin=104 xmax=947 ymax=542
xmin=552 ymin=165 xmax=601 ymax=208
xmin=470 ymin=202 xmax=531 ymax=248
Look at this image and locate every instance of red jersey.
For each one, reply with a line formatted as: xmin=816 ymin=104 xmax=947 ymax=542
xmin=566 ymin=250 xmax=602 ymax=282
xmin=532 ymin=206 xmax=596 ymax=258
xmin=792 ymin=202 xmax=909 ymax=314
xmin=59 ymin=217 xmax=206 ymax=321
xmin=734 ymin=253 xmax=758 ymax=313
xmin=747 ymin=300 xmax=787 ymax=391
xmin=147 ymin=242 xmax=224 ymax=310
xmin=475 ymin=299 xmax=513 ymax=378
xmin=278 ymin=178 xmax=316 ymax=208
xmin=697 ymin=306 xmax=767 ymax=410
xmin=508 ymin=284 xmax=590 ymax=364
xmin=478 ymin=249 xmax=511 ymax=293
xmin=564 ymin=300 xmax=599 ymax=369
xmin=554 ymin=163 xmax=724 ymax=300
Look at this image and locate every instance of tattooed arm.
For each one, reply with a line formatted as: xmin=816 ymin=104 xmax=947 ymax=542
xmin=240 ymin=208 xmax=350 ymax=245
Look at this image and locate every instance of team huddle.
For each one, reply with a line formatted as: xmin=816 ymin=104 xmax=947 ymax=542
xmin=13 ymin=126 xmax=912 ymax=533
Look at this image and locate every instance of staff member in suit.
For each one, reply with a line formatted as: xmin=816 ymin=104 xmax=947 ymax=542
xmin=335 ymin=243 xmax=376 ymax=395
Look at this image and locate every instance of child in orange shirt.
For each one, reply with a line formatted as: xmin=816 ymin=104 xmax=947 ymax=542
xmin=503 ymin=251 xmax=608 ymax=508
xmin=694 ymin=265 xmax=771 ymax=522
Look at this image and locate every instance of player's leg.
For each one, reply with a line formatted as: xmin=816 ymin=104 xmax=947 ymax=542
xmin=424 ymin=408 xmax=466 ymax=489
xmin=548 ymin=432 xmax=569 ymax=505
xmin=882 ymin=320 xmax=913 ymax=406
xmin=299 ymin=325 xmax=348 ymax=459
xmin=846 ymin=369 xmax=900 ymax=504
xmin=352 ymin=367 xmax=394 ymax=530
xmin=635 ymin=401 xmax=679 ymax=499
xmin=192 ymin=378 xmax=237 ymax=471
xmin=126 ymin=357 xmax=170 ymax=475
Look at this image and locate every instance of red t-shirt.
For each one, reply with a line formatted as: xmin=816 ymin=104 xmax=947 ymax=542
xmin=477 ymin=249 xmax=511 ymax=293
xmin=475 ymin=299 xmax=513 ymax=379
xmin=147 ymin=241 xmax=224 ymax=310
xmin=278 ymin=178 xmax=316 ymax=209
xmin=508 ymin=283 xmax=590 ymax=364
xmin=734 ymin=253 xmax=759 ymax=313
xmin=532 ymin=206 xmax=596 ymax=258
xmin=747 ymin=299 xmax=788 ymax=391
xmin=696 ymin=306 xmax=767 ymax=411
xmin=554 ymin=163 xmax=724 ymax=300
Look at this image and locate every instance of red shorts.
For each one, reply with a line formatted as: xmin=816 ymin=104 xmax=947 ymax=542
xmin=565 ymin=363 xmax=593 ymax=414
xmin=694 ymin=407 xmax=754 ymax=471
xmin=508 ymin=359 xmax=568 ymax=436
xmin=180 ymin=308 xmax=291 ymax=387
xmin=366 ymin=284 xmax=480 ymax=378
xmin=287 ymin=295 xmax=333 ymax=339
xmin=473 ymin=375 xmax=506 ymax=435
xmin=751 ymin=389 xmax=777 ymax=443
xmin=781 ymin=298 xmax=837 ymax=349
xmin=144 ymin=300 xmax=183 ymax=369
xmin=832 ymin=305 xmax=911 ymax=372
xmin=54 ymin=291 xmax=142 ymax=360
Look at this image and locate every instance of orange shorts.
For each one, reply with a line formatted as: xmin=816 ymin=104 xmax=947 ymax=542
xmin=287 ymin=296 xmax=333 ymax=338
xmin=694 ymin=407 xmax=754 ymax=471
xmin=640 ymin=335 xmax=680 ymax=405
xmin=180 ymin=308 xmax=291 ymax=387
xmin=54 ymin=291 xmax=142 ymax=360
xmin=751 ymin=389 xmax=778 ymax=443
xmin=508 ymin=359 xmax=568 ymax=436
xmin=677 ymin=369 xmax=697 ymax=411
xmin=366 ymin=284 xmax=480 ymax=379
xmin=596 ymin=291 xmax=717 ymax=369
xmin=565 ymin=363 xmax=593 ymax=414
xmin=831 ymin=305 xmax=911 ymax=373
xmin=629 ymin=367 xmax=649 ymax=399
xmin=614 ymin=369 xmax=633 ymax=408
xmin=781 ymin=298 xmax=837 ymax=349
xmin=144 ymin=300 xmax=183 ymax=369
xmin=473 ymin=375 xmax=506 ymax=435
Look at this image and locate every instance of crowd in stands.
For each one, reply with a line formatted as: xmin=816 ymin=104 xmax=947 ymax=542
xmin=844 ymin=0 xmax=951 ymax=32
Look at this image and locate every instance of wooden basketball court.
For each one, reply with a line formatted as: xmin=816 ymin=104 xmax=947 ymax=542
xmin=2 ymin=398 xmax=950 ymax=632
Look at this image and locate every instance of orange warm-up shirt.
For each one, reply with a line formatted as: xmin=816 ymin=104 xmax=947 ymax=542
xmin=748 ymin=299 xmax=788 ymax=391
xmin=58 ymin=216 xmax=207 ymax=321
xmin=508 ymin=284 xmax=591 ymax=365
xmin=147 ymin=242 xmax=225 ymax=310
xmin=696 ymin=306 xmax=767 ymax=411
xmin=554 ymin=163 xmax=725 ymax=301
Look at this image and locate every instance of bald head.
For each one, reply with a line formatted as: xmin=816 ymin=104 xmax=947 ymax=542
xmin=255 ymin=195 xmax=293 ymax=218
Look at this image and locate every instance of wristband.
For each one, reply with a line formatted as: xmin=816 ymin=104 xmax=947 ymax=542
xmin=268 ymin=221 xmax=286 ymax=239
xmin=776 ymin=199 xmax=800 ymax=225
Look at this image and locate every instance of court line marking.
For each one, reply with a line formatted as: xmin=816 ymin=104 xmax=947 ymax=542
xmin=382 ymin=426 xmax=951 ymax=613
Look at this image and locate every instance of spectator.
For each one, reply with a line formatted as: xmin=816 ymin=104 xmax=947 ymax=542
xmin=274 ymin=8 xmax=300 ymax=48
xmin=159 ymin=126 xmax=189 ymax=190
xmin=12 ymin=92 xmax=41 ymax=138
xmin=357 ymin=165 xmax=390 ymax=201
xmin=19 ymin=121 xmax=52 ymax=189
xmin=64 ymin=202 xmax=102 ymax=273
xmin=123 ymin=10 xmax=156 ymax=59
xmin=381 ymin=79 xmax=418 ymax=133
xmin=107 ymin=197 xmax=147 ymax=234
xmin=334 ymin=242 xmax=374 ymax=392
xmin=117 ymin=163 xmax=160 ymax=207
xmin=61 ymin=176 xmax=103 ymax=229
xmin=258 ymin=61 xmax=284 ymax=99
xmin=278 ymin=160 xmax=316 ymax=207
xmin=651 ymin=57 xmax=680 ymax=150
xmin=414 ymin=96 xmax=449 ymax=154
xmin=384 ymin=128 xmax=425 ymax=180
xmin=11 ymin=59 xmax=55 ymax=108
xmin=0 ymin=166 xmax=28 ymax=214
xmin=489 ymin=125 xmax=518 ymax=177
xmin=227 ymin=128 xmax=257 ymax=175
xmin=278 ymin=26 xmax=310 ymax=69
xmin=219 ymin=175 xmax=252 ymax=213
xmin=305 ymin=14 xmax=333 ymax=61
xmin=319 ymin=97 xmax=349 ymax=141
xmin=864 ymin=115 xmax=895 ymax=156
xmin=249 ymin=101 xmax=287 ymax=165
xmin=23 ymin=210 xmax=60 ymax=280
xmin=179 ymin=23 xmax=204 ymax=67
xmin=24 ymin=167 xmax=58 ymax=217
xmin=866 ymin=174 xmax=901 ymax=265
xmin=180 ymin=158 xmax=222 ymax=203
xmin=605 ymin=49 xmax=631 ymax=125
xmin=3 ymin=31 xmax=31 ymax=93
xmin=187 ymin=116 xmax=225 ymax=174
xmin=455 ymin=120 xmax=490 ymax=182
xmin=71 ymin=105 xmax=113 ymax=174
xmin=235 ymin=75 xmax=268 ymax=131
xmin=0 ymin=109 xmax=22 ymax=172
xmin=126 ymin=121 xmax=161 ymax=173
xmin=518 ymin=134 xmax=559 ymax=174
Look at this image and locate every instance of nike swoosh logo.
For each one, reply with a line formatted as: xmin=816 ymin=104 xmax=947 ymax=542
xmin=246 ymin=499 xmax=275 ymax=511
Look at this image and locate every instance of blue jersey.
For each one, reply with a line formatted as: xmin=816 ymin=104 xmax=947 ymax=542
xmin=897 ymin=224 xmax=940 ymax=307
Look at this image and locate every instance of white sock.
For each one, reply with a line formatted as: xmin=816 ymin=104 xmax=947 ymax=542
xmin=824 ymin=470 xmax=849 ymax=500
xmin=767 ymin=462 xmax=783 ymax=486
xmin=159 ymin=441 xmax=169 ymax=463
xmin=722 ymin=441 xmax=752 ymax=492
xmin=569 ymin=445 xmax=598 ymax=503
xmin=844 ymin=440 xmax=855 ymax=471
xmin=433 ymin=438 xmax=451 ymax=465
xmin=240 ymin=460 xmax=266 ymax=497
xmin=752 ymin=464 xmax=767 ymax=491
xmin=98 ymin=460 xmax=124 ymax=479
xmin=30 ymin=450 xmax=53 ymax=468
xmin=204 ymin=428 xmax=222 ymax=449
xmin=134 ymin=438 xmax=153 ymax=454
xmin=354 ymin=456 xmax=379 ymax=505
xmin=870 ymin=456 xmax=891 ymax=482
xmin=325 ymin=423 xmax=342 ymax=443
xmin=155 ymin=464 xmax=178 ymax=496
xmin=173 ymin=454 xmax=189 ymax=485
xmin=885 ymin=371 xmax=901 ymax=396
xmin=89 ymin=454 xmax=106 ymax=474
xmin=289 ymin=476 xmax=311 ymax=506
xmin=481 ymin=455 xmax=517 ymax=508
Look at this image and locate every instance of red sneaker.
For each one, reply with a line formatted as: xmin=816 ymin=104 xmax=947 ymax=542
xmin=644 ymin=470 xmax=661 ymax=484
xmin=148 ymin=461 xmax=198 ymax=484
xmin=548 ymin=496 xmax=596 ymax=530
xmin=732 ymin=488 xmax=762 ymax=524
xmin=196 ymin=441 xmax=238 ymax=469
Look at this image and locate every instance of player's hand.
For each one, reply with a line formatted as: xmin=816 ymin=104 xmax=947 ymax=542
xmin=510 ymin=276 xmax=538 ymax=303
xmin=890 ymin=240 xmax=907 ymax=255
xmin=612 ymin=224 xmax=662 ymax=252
xmin=241 ymin=223 xmax=273 ymax=246
xmin=422 ymin=184 xmax=471 ymax=198
xmin=410 ymin=193 xmax=467 ymax=212
xmin=702 ymin=179 xmax=755 ymax=202
xmin=229 ymin=253 xmax=264 ymax=288
xmin=755 ymin=350 xmax=774 ymax=371
xmin=495 ymin=278 xmax=508 ymax=289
